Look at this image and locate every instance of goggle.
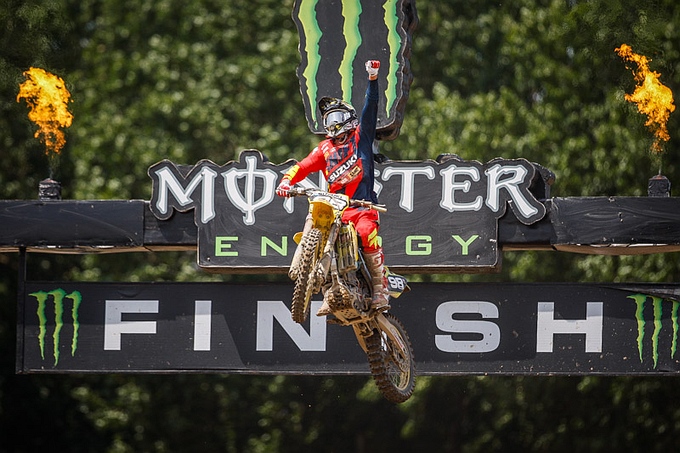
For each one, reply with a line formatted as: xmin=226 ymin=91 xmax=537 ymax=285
xmin=323 ymin=110 xmax=352 ymax=132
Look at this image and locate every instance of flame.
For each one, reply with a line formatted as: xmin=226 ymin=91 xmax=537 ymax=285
xmin=615 ymin=44 xmax=675 ymax=154
xmin=16 ymin=67 xmax=73 ymax=155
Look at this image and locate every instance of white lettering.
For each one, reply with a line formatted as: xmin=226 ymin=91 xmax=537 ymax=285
xmin=440 ymin=165 xmax=483 ymax=212
xmin=536 ymin=302 xmax=603 ymax=353
xmin=193 ymin=300 xmax=212 ymax=351
xmin=222 ymin=155 xmax=278 ymax=225
xmin=435 ymin=301 xmax=501 ymax=353
xmin=256 ymin=300 xmax=327 ymax=351
xmin=382 ymin=166 xmax=435 ymax=212
xmin=154 ymin=165 xmax=217 ymax=223
xmin=150 ymin=154 xmax=547 ymax=227
xmin=328 ymin=153 xmax=359 ymax=183
xmin=373 ymin=168 xmax=383 ymax=197
xmin=104 ymin=300 xmax=158 ymax=350
xmin=485 ymin=164 xmax=538 ymax=218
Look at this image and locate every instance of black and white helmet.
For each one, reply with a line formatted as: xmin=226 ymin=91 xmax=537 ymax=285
xmin=318 ymin=97 xmax=358 ymax=138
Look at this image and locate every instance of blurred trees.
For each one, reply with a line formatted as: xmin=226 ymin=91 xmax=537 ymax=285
xmin=2 ymin=0 xmax=680 ymax=451
xmin=64 ymin=0 xmax=313 ymax=202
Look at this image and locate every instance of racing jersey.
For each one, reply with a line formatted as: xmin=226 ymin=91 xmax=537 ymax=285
xmin=283 ymin=79 xmax=379 ymax=203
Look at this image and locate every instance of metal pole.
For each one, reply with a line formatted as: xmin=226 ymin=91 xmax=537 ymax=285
xmin=15 ymin=247 xmax=27 ymax=374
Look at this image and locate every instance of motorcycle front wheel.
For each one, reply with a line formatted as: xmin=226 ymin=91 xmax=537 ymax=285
xmin=291 ymin=228 xmax=322 ymax=323
xmin=365 ymin=313 xmax=416 ymax=403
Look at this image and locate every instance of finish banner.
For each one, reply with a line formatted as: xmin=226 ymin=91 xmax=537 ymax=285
xmin=18 ymin=282 xmax=680 ymax=375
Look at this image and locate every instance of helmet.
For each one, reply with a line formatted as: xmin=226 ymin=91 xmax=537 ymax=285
xmin=318 ymin=96 xmax=358 ymax=138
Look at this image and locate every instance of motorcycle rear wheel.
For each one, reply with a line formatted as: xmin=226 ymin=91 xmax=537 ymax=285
xmin=365 ymin=313 xmax=416 ymax=403
xmin=291 ymin=228 xmax=322 ymax=323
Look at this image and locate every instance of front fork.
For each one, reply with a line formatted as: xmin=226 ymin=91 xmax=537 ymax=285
xmin=352 ymin=322 xmax=374 ymax=354
xmin=321 ymin=221 xmax=340 ymax=278
xmin=288 ymin=215 xmax=314 ymax=280
xmin=289 ymin=214 xmax=341 ymax=284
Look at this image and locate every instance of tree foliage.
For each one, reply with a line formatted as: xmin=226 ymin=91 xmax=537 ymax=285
xmin=2 ymin=0 xmax=680 ymax=451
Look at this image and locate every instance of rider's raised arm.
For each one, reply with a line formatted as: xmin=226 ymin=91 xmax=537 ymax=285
xmin=359 ymin=61 xmax=380 ymax=143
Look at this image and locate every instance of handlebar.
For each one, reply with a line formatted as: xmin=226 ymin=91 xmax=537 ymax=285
xmin=287 ymin=187 xmax=387 ymax=213
xmin=351 ymin=199 xmax=387 ymax=213
xmin=286 ymin=187 xmax=308 ymax=197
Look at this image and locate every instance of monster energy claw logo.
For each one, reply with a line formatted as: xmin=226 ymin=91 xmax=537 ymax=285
xmin=293 ymin=0 xmax=416 ymax=138
xmin=629 ymin=293 xmax=680 ymax=368
xmin=30 ymin=288 xmax=82 ymax=366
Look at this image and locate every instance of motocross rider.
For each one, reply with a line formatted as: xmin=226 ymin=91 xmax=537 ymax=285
xmin=276 ymin=60 xmax=388 ymax=316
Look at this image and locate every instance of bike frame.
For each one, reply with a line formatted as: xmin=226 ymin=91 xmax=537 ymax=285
xmin=285 ymin=187 xmax=416 ymax=403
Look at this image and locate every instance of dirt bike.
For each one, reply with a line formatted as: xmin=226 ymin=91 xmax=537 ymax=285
xmin=286 ymin=187 xmax=415 ymax=403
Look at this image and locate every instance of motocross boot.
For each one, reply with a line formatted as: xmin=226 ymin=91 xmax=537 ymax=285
xmin=364 ymin=249 xmax=390 ymax=311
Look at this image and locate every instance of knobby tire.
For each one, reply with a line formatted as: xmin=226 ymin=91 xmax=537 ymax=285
xmin=365 ymin=313 xmax=416 ymax=403
xmin=291 ymin=228 xmax=322 ymax=323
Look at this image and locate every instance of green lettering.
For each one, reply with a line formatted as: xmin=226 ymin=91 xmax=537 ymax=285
xmin=406 ymin=235 xmax=431 ymax=256
xmin=215 ymin=236 xmax=239 ymax=257
xmin=30 ymin=290 xmax=49 ymax=360
xmin=48 ymin=289 xmax=66 ymax=366
xmin=629 ymin=293 xmax=680 ymax=368
xmin=452 ymin=234 xmax=480 ymax=256
xmin=383 ymin=0 xmax=399 ymax=116
xmin=340 ymin=1 xmax=362 ymax=101
xmin=66 ymin=291 xmax=82 ymax=357
xmin=673 ymin=301 xmax=679 ymax=359
xmin=261 ymin=236 xmax=288 ymax=257
xmin=296 ymin=0 xmax=322 ymax=125
xmin=652 ymin=296 xmax=663 ymax=369
xmin=29 ymin=288 xmax=82 ymax=366
xmin=629 ymin=293 xmax=647 ymax=363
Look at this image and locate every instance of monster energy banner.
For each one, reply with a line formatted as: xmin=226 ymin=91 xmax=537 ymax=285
xmin=292 ymin=0 xmax=417 ymax=140
xmin=147 ymin=151 xmax=548 ymax=272
xmin=18 ymin=282 xmax=680 ymax=374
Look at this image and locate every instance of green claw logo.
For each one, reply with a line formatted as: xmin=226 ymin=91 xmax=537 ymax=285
xmin=292 ymin=0 xmax=417 ymax=139
xmin=29 ymin=289 xmax=82 ymax=366
xmin=629 ymin=293 xmax=680 ymax=368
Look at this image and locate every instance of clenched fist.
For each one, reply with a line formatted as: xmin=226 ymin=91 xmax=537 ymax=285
xmin=366 ymin=60 xmax=380 ymax=80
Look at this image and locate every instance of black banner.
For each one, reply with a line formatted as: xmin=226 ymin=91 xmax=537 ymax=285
xmin=0 ymin=200 xmax=143 ymax=249
xmin=18 ymin=282 xmax=680 ymax=375
xmin=148 ymin=151 xmax=547 ymax=272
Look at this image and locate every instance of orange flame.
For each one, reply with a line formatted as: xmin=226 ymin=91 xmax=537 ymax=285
xmin=16 ymin=67 xmax=73 ymax=155
xmin=615 ymin=44 xmax=675 ymax=154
